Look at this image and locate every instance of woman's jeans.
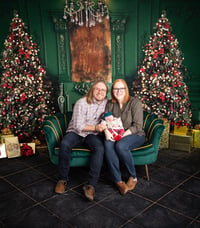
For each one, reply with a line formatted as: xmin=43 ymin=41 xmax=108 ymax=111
xmin=104 ymin=134 xmax=145 ymax=183
xmin=58 ymin=132 xmax=104 ymax=187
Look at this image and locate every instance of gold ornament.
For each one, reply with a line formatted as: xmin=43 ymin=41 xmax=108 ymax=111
xmin=31 ymin=138 xmax=41 ymax=146
xmin=2 ymin=128 xmax=13 ymax=135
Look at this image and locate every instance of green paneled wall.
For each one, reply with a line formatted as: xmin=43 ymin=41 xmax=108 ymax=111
xmin=0 ymin=0 xmax=200 ymax=122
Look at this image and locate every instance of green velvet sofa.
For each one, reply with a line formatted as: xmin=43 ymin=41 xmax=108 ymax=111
xmin=42 ymin=111 xmax=165 ymax=180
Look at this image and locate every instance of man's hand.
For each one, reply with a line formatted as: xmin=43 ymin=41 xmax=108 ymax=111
xmin=95 ymin=123 xmax=107 ymax=132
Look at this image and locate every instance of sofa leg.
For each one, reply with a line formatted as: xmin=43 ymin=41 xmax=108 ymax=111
xmin=145 ymin=164 xmax=150 ymax=181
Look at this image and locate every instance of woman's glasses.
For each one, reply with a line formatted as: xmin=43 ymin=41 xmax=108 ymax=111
xmin=113 ymin=88 xmax=125 ymax=92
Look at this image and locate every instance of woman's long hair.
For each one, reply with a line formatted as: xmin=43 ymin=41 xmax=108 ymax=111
xmin=111 ymin=79 xmax=130 ymax=103
xmin=86 ymin=80 xmax=108 ymax=104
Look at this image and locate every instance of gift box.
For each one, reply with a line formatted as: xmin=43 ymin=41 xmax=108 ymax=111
xmin=192 ymin=129 xmax=200 ymax=148
xmin=0 ymin=144 xmax=7 ymax=159
xmin=4 ymin=136 xmax=21 ymax=158
xmin=160 ymin=119 xmax=170 ymax=149
xmin=20 ymin=143 xmax=35 ymax=155
xmin=1 ymin=134 xmax=14 ymax=143
xmin=169 ymin=133 xmax=193 ymax=153
xmin=173 ymin=125 xmax=188 ymax=135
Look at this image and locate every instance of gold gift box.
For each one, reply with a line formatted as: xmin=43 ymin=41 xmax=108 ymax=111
xmin=169 ymin=133 xmax=193 ymax=153
xmin=173 ymin=125 xmax=188 ymax=135
xmin=192 ymin=129 xmax=200 ymax=148
xmin=1 ymin=134 xmax=14 ymax=143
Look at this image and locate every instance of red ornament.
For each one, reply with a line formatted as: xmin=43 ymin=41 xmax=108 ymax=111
xmin=159 ymin=92 xmax=165 ymax=102
xmin=19 ymin=48 xmax=24 ymax=54
xmin=139 ymin=68 xmax=145 ymax=73
xmin=20 ymin=93 xmax=26 ymax=103
xmin=38 ymin=67 xmax=44 ymax=72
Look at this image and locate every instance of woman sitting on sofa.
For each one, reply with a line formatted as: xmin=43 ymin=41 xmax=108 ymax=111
xmin=104 ymin=79 xmax=145 ymax=195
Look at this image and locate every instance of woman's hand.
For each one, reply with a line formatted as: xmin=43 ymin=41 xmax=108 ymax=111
xmin=104 ymin=129 xmax=115 ymax=141
xmin=122 ymin=129 xmax=132 ymax=138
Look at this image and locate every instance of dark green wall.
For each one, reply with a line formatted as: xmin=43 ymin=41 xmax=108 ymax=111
xmin=0 ymin=0 xmax=200 ymax=122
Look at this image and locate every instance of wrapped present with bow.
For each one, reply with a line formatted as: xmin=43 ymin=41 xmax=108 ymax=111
xmin=20 ymin=143 xmax=35 ymax=156
xmin=174 ymin=125 xmax=188 ymax=135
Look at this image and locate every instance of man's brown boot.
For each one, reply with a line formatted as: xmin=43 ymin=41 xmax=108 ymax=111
xmin=55 ymin=180 xmax=67 ymax=194
xmin=127 ymin=177 xmax=137 ymax=191
xmin=83 ymin=185 xmax=95 ymax=201
xmin=116 ymin=181 xmax=129 ymax=195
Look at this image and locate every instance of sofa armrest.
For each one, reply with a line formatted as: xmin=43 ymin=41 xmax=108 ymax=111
xmin=143 ymin=113 xmax=165 ymax=151
xmin=42 ymin=113 xmax=67 ymax=149
xmin=147 ymin=119 xmax=165 ymax=151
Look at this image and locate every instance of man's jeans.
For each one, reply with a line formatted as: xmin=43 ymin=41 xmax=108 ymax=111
xmin=58 ymin=132 xmax=104 ymax=187
xmin=104 ymin=134 xmax=145 ymax=183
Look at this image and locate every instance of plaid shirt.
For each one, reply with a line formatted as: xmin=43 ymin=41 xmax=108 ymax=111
xmin=67 ymin=97 xmax=107 ymax=137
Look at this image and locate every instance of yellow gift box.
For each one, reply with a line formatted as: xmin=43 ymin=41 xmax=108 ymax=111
xmin=192 ymin=129 xmax=200 ymax=148
xmin=174 ymin=125 xmax=188 ymax=135
xmin=1 ymin=134 xmax=14 ymax=143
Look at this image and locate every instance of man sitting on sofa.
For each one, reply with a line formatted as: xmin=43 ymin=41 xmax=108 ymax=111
xmin=55 ymin=80 xmax=108 ymax=201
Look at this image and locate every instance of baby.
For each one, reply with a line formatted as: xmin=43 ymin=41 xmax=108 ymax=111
xmin=101 ymin=112 xmax=125 ymax=141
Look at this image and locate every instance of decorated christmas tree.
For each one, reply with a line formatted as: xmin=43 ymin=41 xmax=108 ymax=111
xmin=132 ymin=10 xmax=192 ymax=127
xmin=0 ymin=11 xmax=56 ymax=142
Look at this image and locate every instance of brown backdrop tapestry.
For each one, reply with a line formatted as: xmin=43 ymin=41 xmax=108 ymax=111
xmin=69 ymin=18 xmax=111 ymax=83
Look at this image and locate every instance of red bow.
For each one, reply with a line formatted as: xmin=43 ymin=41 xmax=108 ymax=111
xmin=21 ymin=143 xmax=34 ymax=156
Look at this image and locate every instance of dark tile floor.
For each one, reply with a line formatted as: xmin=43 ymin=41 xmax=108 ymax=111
xmin=0 ymin=147 xmax=200 ymax=228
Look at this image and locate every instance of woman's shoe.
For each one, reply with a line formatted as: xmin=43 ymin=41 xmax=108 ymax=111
xmin=127 ymin=177 xmax=137 ymax=191
xmin=116 ymin=181 xmax=129 ymax=195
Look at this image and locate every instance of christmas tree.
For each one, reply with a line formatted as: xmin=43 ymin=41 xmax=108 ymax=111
xmin=132 ymin=10 xmax=192 ymax=127
xmin=0 ymin=11 xmax=56 ymax=142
